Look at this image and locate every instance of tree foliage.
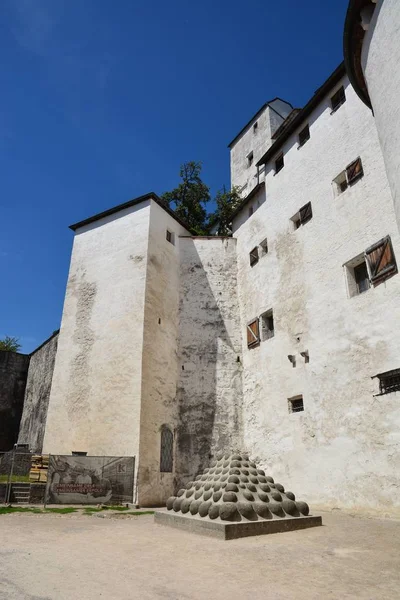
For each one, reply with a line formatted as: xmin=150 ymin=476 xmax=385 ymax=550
xmin=0 ymin=336 xmax=21 ymax=352
xmin=211 ymin=185 xmax=242 ymax=235
xmin=161 ymin=162 xmax=243 ymax=236
xmin=161 ymin=162 xmax=211 ymax=235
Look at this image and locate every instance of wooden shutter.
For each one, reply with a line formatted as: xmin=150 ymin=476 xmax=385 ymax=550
xmin=247 ymin=318 xmax=260 ymax=348
xmin=249 ymin=247 xmax=259 ymax=266
xmin=346 ymin=157 xmax=363 ymax=184
xmin=299 ymin=202 xmax=312 ymax=225
xmin=365 ymin=236 xmax=397 ymax=285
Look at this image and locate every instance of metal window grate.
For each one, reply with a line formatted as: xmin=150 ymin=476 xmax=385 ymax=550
xmin=377 ymin=369 xmax=400 ymax=395
xmin=288 ymin=396 xmax=304 ymax=413
xmin=160 ymin=426 xmax=174 ymax=472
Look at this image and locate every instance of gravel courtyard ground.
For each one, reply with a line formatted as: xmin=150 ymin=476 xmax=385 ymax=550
xmin=0 ymin=509 xmax=399 ymax=600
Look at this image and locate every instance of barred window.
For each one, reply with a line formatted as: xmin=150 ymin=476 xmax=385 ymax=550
xmin=160 ymin=425 xmax=174 ymax=473
xmin=374 ymin=369 xmax=400 ymax=396
xmin=288 ymin=395 xmax=304 ymax=413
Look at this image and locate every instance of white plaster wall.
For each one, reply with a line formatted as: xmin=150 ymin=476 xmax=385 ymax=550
xmin=137 ymin=201 xmax=190 ymax=506
xmin=230 ymin=102 xmax=291 ymax=197
xmin=43 ymin=202 xmax=151 ymax=458
xmin=362 ymin=0 xmax=400 ymax=234
xmin=176 ymin=238 xmax=244 ymax=486
xmin=233 ymin=77 xmax=400 ymax=515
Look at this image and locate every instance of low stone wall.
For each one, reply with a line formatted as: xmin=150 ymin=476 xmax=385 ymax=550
xmin=18 ymin=332 xmax=59 ymax=453
xmin=0 ymin=351 xmax=30 ymax=451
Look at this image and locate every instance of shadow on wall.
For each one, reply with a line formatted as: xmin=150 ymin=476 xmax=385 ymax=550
xmin=175 ymin=238 xmax=243 ymax=489
xmin=17 ymin=333 xmax=59 ymax=453
xmin=0 ymin=351 xmax=30 ymax=451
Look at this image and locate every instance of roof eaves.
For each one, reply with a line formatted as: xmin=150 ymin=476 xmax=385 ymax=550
xmin=256 ymin=63 xmax=346 ymax=167
xmin=69 ymin=192 xmax=194 ymax=234
xmin=343 ymin=0 xmax=372 ymax=108
xmin=271 ymin=108 xmax=301 ymax=140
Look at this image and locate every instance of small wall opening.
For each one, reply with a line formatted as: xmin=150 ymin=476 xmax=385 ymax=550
xmin=260 ymin=238 xmax=268 ymax=256
xmin=288 ymin=395 xmax=304 ymax=414
xmin=345 ymin=253 xmax=370 ymax=297
xmin=260 ymin=310 xmax=274 ymax=341
xmin=166 ymin=230 xmax=175 ymax=245
xmin=160 ymin=425 xmax=174 ymax=473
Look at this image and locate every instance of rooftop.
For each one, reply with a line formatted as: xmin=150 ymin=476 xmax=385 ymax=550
xmin=343 ymin=0 xmax=372 ymax=108
xmin=228 ymin=97 xmax=294 ymax=148
xmin=69 ymin=192 xmax=194 ymax=234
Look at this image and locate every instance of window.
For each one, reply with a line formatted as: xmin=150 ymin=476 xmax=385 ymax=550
xmin=374 ymin=369 xmax=400 ymax=396
xmin=291 ymin=202 xmax=312 ymax=229
xmin=346 ymin=157 xmax=363 ymax=184
xmin=331 ymin=86 xmax=346 ymax=112
xmin=288 ymin=354 xmax=296 ymax=368
xmin=72 ymin=451 xmax=87 ymax=456
xmin=160 ymin=425 xmax=174 ymax=473
xmin=345 ymin=237 xmax=397 ymax=297
xmin=333 ymin=170 xmax=348 ymax=195
xmin=260 ymin=310 xmax=274 ymax=340
xmin=298 ymin=124 xmax=310 ymax=147
xmin=247 ymin=151 xmax=254 ymax=167
xmin=354 ymin=262 xmax=370 ymax=294
xmin=345 ymin=254 xmax=370 ymax=297
xmin=247 ymin=318 xmax=260 ymax=348
xmin=365 ymin=236 xmax=398 ymax=286
xmin=253 ymin=121 xmax=258 ymax=133
xmin=166 ymin=230 xmax=175 ymax=245
xmin=288 ymin=395 xmax=304 ymax=413
xmin=249 ymin=247 xmax=259 ymax=267
xmin=260 ymin=238 xmax=268 ymax=255
xmin=274 ymin=153 xmax=284 ymax=174
xmin=333 ymin=157 xmax=363 ymax=196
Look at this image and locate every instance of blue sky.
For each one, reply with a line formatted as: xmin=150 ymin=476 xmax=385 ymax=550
xmin=0 ymin=0 xmax=349 ymax=353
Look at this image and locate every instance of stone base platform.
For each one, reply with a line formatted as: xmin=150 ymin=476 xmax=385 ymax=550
xmin=154 ymin=510 xmax=322 ymax=540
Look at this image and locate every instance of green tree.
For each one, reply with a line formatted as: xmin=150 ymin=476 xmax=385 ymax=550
xmin=209 ymin=185 xmax=242 ymax=235
xmin=0 ymin=336 xmax=21 ymax=352
xmin=161 ymin=162 xmax=210 ymax=234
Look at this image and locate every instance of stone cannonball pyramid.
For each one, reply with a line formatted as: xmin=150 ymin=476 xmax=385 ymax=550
xmin=155 ymin=452 xmax=322 ymax=539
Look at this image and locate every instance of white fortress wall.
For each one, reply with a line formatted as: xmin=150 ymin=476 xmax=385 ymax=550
xmin=43 ymin=201 xmax=151 ymax=458
xmin=233 ymin=76 xmax=400 ymax=515
xmin=175 ymin=237 xmax=244 ymax=487
xmin=361 ymin=0 xmax=400 ymax=234
xmin=137 ymin=200 xmax=190 ymax=506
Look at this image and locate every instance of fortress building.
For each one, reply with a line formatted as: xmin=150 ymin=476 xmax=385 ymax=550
xmin=3 ymin=0 xmax=400 ymax=514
